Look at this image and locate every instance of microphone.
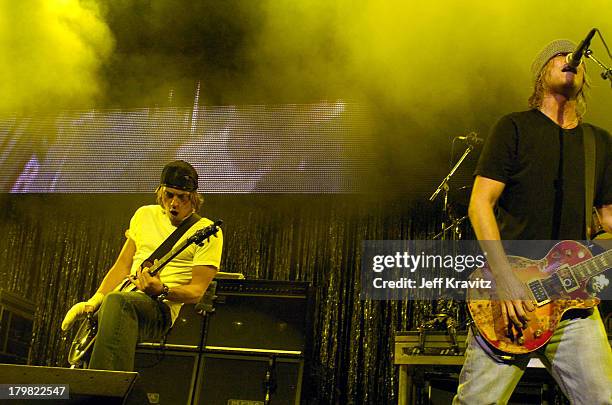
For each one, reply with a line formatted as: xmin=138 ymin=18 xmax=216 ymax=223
xmin=565 ymin=28 xmax=597 ymax=70
xmin=456 ymin=132 xmax=483 ymax=146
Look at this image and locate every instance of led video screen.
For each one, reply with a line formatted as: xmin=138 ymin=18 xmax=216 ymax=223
xmin=0 ymin=101 xmax=372 ymax=193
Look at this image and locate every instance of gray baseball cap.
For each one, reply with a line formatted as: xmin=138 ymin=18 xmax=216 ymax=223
xmin=530 ymin=39 xmax=577 ymax=82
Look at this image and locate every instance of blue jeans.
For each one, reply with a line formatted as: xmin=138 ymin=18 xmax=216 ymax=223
xmin=88 ymin=291 xmax=172 ymax=371
xmin=454 ymin=308 xmax=612 ymax=405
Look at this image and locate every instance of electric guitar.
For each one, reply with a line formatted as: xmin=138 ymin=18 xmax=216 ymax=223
xmin=67 ymin=220 xmax=222 ymax=366
xmin=468 ymin=240 xmax=611 ymax=355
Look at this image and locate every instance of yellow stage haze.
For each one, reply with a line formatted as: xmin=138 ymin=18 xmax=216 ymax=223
xmin=250 ymin=0 xmax=612 ymax=129
xmin=0 ymin=0 xmax=113 ymax=112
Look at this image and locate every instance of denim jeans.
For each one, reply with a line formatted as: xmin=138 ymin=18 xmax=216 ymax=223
xmin=453 ymin=308 xmax=612 ymax=405
xmin=88 ymin=291 xmax=172 ymax=371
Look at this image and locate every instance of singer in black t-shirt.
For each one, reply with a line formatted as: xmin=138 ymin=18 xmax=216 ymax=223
xmin=453 ymin=39 xmax=612 ymax=405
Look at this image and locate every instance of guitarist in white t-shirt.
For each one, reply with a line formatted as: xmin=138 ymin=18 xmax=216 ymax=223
xmin=61 ymin=160 xmax=223 ymax=371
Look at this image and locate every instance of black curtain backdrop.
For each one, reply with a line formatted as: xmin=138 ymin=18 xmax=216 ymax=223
xmin=0 ymin=193 xmax=462 ymax=404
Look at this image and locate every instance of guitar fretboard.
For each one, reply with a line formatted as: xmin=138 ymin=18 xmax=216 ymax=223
xmin=571 ymin=248 xmax=612 ymax=281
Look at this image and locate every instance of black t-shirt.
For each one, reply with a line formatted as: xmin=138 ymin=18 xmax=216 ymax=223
xmin=475 ymin=109 xmax=612 ymax=240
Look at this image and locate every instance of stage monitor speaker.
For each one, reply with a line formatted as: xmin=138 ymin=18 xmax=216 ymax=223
xmin=0 ymin=363 xmax=137 ymax=404
xmin=139 ymin=304 xmax=206 ymax=350
xmin=194 ymin=353 xmax=303 ymax=405
xmin=206 ymin=280 xmax=311 ymax=353
xmin=132 ymin=349 xmax=199 ymax=405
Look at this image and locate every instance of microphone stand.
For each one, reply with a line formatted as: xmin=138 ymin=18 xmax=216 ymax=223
xmin=586 ymin=49 xmax=612 ymax=87
xmin=263 ymin=355 xmax=277 ymax=405
xmin=429 ymin=143 xmax=475 ymax=241
xmin=422 ymin=139 xmax=476 ymax=352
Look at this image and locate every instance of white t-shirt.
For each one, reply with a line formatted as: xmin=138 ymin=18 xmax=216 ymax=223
xmin=125 ymin=204 xmax=223 ymax=323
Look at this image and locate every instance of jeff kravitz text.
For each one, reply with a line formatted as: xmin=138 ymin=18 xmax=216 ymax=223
xmin=372 ymin=276 xmax=491 ymax=289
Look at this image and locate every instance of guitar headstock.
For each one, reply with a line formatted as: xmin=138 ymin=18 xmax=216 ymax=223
xmin=190 ymin=219 xmax=223 ymax=246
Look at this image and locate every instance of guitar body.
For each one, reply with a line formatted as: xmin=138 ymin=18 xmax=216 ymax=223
xmin=68 ymin=278 xmax=134 ymax=366
xmin=468 ymin=241 xmax=600 ymax=354
xmin=68 ymin=311 xmax=99 ymax=366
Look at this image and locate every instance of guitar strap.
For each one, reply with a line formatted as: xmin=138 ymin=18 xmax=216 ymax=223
xmin=141 ymin=212 xmax=202 ymax=268
xmin=583 ymin=124 xmax=595 ymax=241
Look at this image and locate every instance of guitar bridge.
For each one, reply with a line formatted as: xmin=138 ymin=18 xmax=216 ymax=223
xmin=528 ymin=279 xmax=550 ymax=306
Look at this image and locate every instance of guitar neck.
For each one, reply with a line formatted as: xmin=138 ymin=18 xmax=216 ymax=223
xmin=116 ymin=242 xmax=190 ymax=292
xmin=571 ymin=248 xmax=612 ymax=282
xmin=148 ymin=236 xmax=194 ymax=277
xmin=115 ymin=221 xmax=220 ymax=293
xmin=146 ymin=221 xmax=221 ymax=276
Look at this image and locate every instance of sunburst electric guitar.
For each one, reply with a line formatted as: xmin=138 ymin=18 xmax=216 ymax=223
xmin=67 ymin=220 xmax=222 ymax=366
xmin=468 ymin=240 xmax=611 ymax=355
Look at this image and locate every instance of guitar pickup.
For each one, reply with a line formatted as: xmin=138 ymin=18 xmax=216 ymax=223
xmin=555 ymin=265 xmax=580 ymax=293
xmin=528 ymin=279 xmax=550 ymax=306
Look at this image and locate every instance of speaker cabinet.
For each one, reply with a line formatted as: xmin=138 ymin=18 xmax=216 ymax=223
xmin=139 ymin=304 xmax=206 ymax=349
xmin=206 ymin=280 xmax=311 ymax=353
xmin=133 ymin=349 xmax=199 ymax=405
xmin=194 ymin=353 xmax=303 ymax=405
xmin=0 ymin=290 xmax=35 ymax=364
xmin=133 ymin=281 xmax=311 ymax=404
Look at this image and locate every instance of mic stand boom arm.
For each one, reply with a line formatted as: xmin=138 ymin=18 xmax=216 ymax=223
xmin=586 ymin=49 xmax=612 ymax=87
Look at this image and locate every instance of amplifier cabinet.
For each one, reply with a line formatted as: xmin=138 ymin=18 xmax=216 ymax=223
xmin=138 ymin=304 xmax=207 ymax=350
xmin=0 ymin=290 xmax=35 ymax=364
xmin=134 ymin=280 xmax=312 ymax=405
xmin=194 ymin=352 xmax=303 ymax=405
xmin=133 ymin=349 xmax=200 ymax=405
xmin=205 ymin=280 xmax=311 ymax=353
